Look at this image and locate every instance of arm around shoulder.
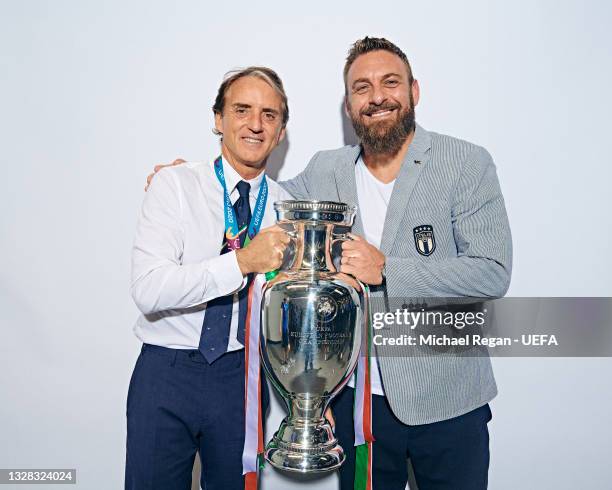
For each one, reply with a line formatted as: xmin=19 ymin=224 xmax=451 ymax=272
xmin=278 ymin=151 xmax=322 ymax=200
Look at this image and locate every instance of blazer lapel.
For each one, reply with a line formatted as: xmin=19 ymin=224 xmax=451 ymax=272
xmin=379 ymin=124 xmax=432 ymax=255
xmin=334 ymin=146 xmax=365 ymax=236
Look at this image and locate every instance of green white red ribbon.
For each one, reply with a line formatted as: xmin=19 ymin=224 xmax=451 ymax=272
xmin=353 ymin=284 xmax=374 ymax=490
xmin=242 ymin=274 xmax=266 ymax=490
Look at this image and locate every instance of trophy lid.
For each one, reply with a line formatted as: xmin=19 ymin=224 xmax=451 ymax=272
xmin=274 ymin=200 xmax=356 ymax=225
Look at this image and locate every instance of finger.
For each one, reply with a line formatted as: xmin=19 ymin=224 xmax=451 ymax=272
xmin=172 ymin=158 xmax=186 ymax=165
xmin=264 ymin=232 xmax=289 ymax=247
xmin=343 ymin=263 xmax=381 ymax=285
xmin=146 ymin=173 xmax=154 ymax=185
xmin=268 ymin=230 xmax=292 ymax=244
xmin=340 ymin=265 xmax=367 ymax=283
xmin=273 ymin=240 xmax=289 ymax=252
xmin=272 ymin=248 xmax=284 ymax=266
xmin=270 ymin=230 xmax=291 ymax=242
xmin=341 ymin=256 xmax=356 ymax=265
xmin=352 ymin=257 xmax=372 ymax=269
xmin=154 ymin=165 xmax=163 ymax=172
xmin=341 ymin=249 xmax=361 ymax=258
xmin=342 ymin=252 xmax=368 ymax=264
xmin=340 ymin=264 xmax=358 ymax=276
xmin=336 ymin=272 xmax=362 ymax=291
xmin=347 ymin=233 xmax=364 ymax=241
xmin=341 ymin=239 xmax=364 ymax=250
xmin=342 ymin=256 xmax=369 ymax=269
xmin=259 ymin=224 xmax=283 ymax=234
xmin=342 ymin=258 xmax=371 ymax=272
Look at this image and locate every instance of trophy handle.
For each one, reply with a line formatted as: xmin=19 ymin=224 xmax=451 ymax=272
xmin=279 ymin=223 xmax=299 ymax=270
xmin=330 ymin=231 xmax=354 ymax=272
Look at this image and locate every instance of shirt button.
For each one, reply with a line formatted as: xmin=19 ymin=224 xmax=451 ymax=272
xmin=210 ymin=347 xmax=215 ymax=351
xmin=222 ymin=314 xmax=228 ymax=319
xmin=206 ymin=327 xmax=211 ymax=331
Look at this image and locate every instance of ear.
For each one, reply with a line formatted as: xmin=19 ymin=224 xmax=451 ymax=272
xmin=344 ymin=96 xmax=351 ymax=118
xmin=411 ymin=79 xmax=420 ymax=107
xmin=214 ymin=111 xmax=223 ymax=135
xmin=276 ymin=126 xmax=286 ymax=144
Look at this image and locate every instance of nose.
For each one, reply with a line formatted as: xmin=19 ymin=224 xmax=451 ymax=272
xmin=247 ymin=111 xmax=263 ymax=133
xmin=370 ymin=83 xmax=387 ymax=106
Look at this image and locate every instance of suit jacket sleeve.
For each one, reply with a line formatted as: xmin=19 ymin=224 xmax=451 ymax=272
xmin=385 ymin=146 xmax=513 ymax=298
xmin=278 ymin=151 xmax=321 ymax=199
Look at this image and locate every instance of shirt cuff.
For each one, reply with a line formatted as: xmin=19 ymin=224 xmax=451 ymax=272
xmin=208 ymin=251 xmax=246 ymax=296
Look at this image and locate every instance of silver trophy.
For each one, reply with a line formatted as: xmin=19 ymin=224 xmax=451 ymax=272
xmin=260 ymin=200 xmax=364 ymax=473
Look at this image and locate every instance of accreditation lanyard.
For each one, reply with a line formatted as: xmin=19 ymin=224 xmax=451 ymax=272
xmin=213 ymin=156 xmax=268 ymax=251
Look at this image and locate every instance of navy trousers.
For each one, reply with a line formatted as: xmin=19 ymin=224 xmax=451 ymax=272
xmin=125 ymin=344 xmax=268 ymax=490
xmin=332 ymin=387 xmax=491 ymax=490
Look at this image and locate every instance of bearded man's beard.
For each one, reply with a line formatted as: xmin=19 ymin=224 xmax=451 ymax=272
xmin=351 ymin=104 xmax=415 ymax=156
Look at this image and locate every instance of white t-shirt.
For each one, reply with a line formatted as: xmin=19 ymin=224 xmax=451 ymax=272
xmin=350 ymin=155 xmax=396 ymax=396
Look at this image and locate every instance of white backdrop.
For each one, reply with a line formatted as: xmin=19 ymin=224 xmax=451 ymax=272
xmin=1 ymin=1 xmax=611 ymax=489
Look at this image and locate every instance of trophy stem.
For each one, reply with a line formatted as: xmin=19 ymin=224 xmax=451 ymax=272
xmin=286 ymin=394 xmax=326 ymax=420
xmin=265 ymin=415 xmax=344 ymax=473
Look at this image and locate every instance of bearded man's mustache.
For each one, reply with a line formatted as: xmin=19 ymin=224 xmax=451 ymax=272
xmin=360 ymin=103 xmax=400 ymax=117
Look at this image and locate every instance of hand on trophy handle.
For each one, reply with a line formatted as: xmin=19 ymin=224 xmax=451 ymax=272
xmin=330 ymin=230 xmax=354 ymax=273
xmin=340 ymin=233 xmax=385 ymax=285
xmin=278 ymin=223 xmax=298 ymax=270
xmin=236 ymin=225 xmax=290 ymax=275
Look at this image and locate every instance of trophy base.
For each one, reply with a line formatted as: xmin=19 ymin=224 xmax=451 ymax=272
xmin=265 ymin=419 xmax=345 ymax=473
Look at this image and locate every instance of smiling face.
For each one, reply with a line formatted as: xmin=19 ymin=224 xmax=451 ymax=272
xmin=345 ymin=50 xmax=419 ymax=155
xmin=214 ymin=76 xmax=286 ymax=177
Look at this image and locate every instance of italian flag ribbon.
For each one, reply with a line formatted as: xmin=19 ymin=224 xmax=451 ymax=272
xmin=353 ymin=284 xmax=374 ymax=490
xmin=242 ymin=274 xmax=267 ymax=490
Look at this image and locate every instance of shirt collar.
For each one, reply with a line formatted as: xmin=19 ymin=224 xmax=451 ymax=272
xmin=219 ymin=156 xmax=265 ymax=197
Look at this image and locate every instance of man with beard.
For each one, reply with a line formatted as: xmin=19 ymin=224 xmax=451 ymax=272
xmin=280 ymin=37 xmax=512 ymax=490
xmin=147 ymin=37 xmax=511 ymax=489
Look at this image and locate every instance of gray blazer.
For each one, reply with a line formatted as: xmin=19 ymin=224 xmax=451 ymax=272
xmin=280 ymin=123 xmax=512 ymax=425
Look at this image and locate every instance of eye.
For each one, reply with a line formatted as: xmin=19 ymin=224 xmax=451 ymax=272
xmin=385 ymin=79 xmax=399 ymax=87
xmin=235 ymin=107 xmax=248 ymax=116
xmin=355 ymin=85 xmax=369 ymax=94
xmin=264 ymin=112 xmax=278 ymax=121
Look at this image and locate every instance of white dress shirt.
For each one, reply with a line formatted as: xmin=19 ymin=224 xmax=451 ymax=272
xmin=350 ymin=155 xmax=396 ymax=396
xmin=131 ymin=157 xmax=293 ymax=350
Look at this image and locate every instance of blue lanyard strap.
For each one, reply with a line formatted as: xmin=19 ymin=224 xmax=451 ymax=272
xmin=213 ymin=156 xmax=268 ymax=250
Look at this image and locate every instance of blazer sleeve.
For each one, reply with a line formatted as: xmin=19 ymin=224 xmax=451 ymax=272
xmin=385 ymin=146 xmax=513 ymax=298
xmin=278 ymin=151 xmax=321 ymax=199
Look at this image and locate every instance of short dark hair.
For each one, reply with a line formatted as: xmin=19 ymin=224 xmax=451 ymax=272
xmin=343 ymin=37 xmax=414 ymax=93
xmin=212 ymin=66 xmax=289 ymax=135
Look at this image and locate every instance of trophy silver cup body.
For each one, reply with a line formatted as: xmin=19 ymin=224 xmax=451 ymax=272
xmin=261 ymin=200 xmax=363 ymax=473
